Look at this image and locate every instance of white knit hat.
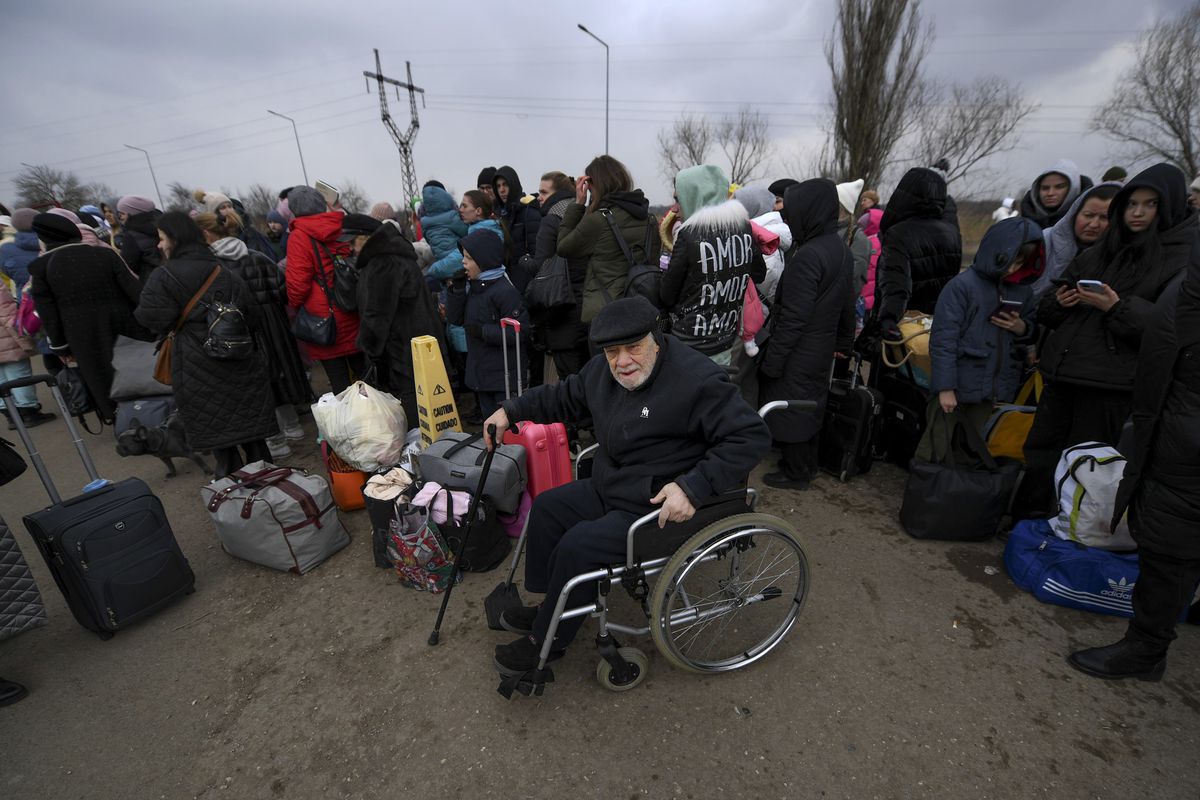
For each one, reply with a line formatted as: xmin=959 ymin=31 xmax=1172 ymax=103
xmin=836 ymin=179 xmax=865 ymax=215
xmin=1191 ymin=175 xmax=1200 ymax=192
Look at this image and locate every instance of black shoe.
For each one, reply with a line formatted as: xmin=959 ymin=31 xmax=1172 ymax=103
xmin=8 ymin=408 xmax=55 ymax=431
xmin=763 ymin=471 xmax=810 ymax=490
xmin=0 ymin=678 xmax=29 ymax=707
xmin=494 ymin=635 xmax=565 ymax=677
xmin=499 ymin=605 xmax=539 ymax=636
xmin=1067 ymin=638 xmax=1166 ymax=682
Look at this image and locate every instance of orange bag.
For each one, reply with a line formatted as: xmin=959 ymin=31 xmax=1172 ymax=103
xmin=321 ymin=442 xmax=367 ymax=511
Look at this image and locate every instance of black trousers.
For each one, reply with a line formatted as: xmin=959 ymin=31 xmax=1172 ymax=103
xmin=551 ymin=342 xmax=591 ymax=379
xmin=214 ymin=439 xmax=271 ymax=478
xmin=320 ymin=353 xmax=366 ymax=396
xmin=1125 ymin=499 xmax=1200 ymax=653
xmin=1016 ymin=382 xmax=1131 ymax=517
xmin=778 ymin=437 xmax=818 ymax=482
xmin=525 ymin=479 xmax=637 ymax=647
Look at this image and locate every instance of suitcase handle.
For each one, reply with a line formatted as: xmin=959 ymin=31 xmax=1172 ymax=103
xmin=206 ymin=468 xmax=296 ymax=512
xmin=3 ymin=373 xmax=103 ymax=505
xmin=0 ymin=374 xmax=54 ymax=397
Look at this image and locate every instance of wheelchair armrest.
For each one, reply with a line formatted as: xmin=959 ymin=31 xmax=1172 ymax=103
xmin=625 ymin=488 xmax=751 ymax=566
xmin=574 ymin=443 xmax=599 ymax=480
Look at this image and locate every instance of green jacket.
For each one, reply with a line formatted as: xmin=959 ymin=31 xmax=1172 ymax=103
xmin=556 ymin=190 xmax=660 ymax=322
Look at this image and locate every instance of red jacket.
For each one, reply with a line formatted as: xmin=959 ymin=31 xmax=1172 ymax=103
xmin=286 ymin=213 xmax=361 ymax=360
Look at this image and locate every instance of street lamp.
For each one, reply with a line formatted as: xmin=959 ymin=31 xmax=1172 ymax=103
xmin=577 ymin=24 xmax=609 ymax=154
xmin=267 ymin=109 xmax=309 ymax=185
xmin=123 ymin=145 xmax=163 ymax=209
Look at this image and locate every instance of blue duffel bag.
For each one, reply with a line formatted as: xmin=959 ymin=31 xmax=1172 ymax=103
xmin=1004 ymin=519 xmax=1140 ymax=618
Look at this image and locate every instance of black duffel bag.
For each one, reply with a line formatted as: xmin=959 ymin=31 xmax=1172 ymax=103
xmin=437 ymin=496 xmax=510 ymax=573
xmin=899 ymin=410 xmax=1021 ymax=541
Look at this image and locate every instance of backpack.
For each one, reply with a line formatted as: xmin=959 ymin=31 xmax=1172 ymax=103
xmin=599 ymin=209 xmax=661 ymax=307
xmin=311 ymin=238 xmax=358 ymax=312
xmin=14 ymin=278 xmax=40 ymax=337
xmin=1052 ymin=442 xmax=1135 ymax=551
xmin=202 ymin=294 xmax=254 ymax=361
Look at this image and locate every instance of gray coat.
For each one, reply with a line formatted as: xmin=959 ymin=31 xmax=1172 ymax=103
xmin=1 ymin=519 xmax=47 ymax=644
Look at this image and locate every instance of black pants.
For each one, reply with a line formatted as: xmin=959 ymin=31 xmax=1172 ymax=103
xmin=778 ymin=437 xmax=818 ymax=482
xmin=1124 ymin=496 xmax=1200 ymax=654
xmin=320 ymin=353 xmax=366 ymax=396
xmin=525 ymin=480 xmax=637 ymax=647
xmin=213 ymin=439 xmax=271 ymax=478
xmin=551 ymin=343 xmax=591 ymax=379
xmin=476 ymin=390 xmax=506 ymax=419
xmin=1016 ymin=382 xmax=1131 ymax=517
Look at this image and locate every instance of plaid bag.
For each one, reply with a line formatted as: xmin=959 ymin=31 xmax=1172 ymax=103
xmin=389 ymin=510 xmax=456 ymax=593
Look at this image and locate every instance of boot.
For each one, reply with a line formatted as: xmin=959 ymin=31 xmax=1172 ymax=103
xmin=0 ymin=677 xmax=29 ymax=707
xmin=1067 ymin=637 xmax=1166 ymax=682
xmin=8 ymin=407 xmax=55 ymax=431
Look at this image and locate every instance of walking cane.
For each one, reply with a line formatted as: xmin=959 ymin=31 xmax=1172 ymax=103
xmin=428 ymin=424 xmax=499 ymax=646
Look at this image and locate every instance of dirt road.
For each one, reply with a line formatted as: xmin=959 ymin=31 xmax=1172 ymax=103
xmin=2 ymin=385 xmax=1197 ymax=800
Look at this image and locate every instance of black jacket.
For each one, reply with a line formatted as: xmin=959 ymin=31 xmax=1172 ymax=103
xmin=444 ymin=271 xmax=529 ymax=393
xmin=875 ymin=168 xmax=963 ymax=324
xmin=759 ymin=179 xmax=856 ymax=443
xmin=134 ymin=243 xmax=276 ymax=450
xmin=120 ymin=209 xmax=163 ymax=285
xmin=1037 ymin=164 xmax=1197 ymax=392
xmin=355 ymin=224 xmax=446 ymax=384
xmin=501 ymin=335 xmax=771 ymax=513
xmin=28 ymin=243 xmax=150 ymax=422
xmin=661 ymin=200 xmax=766 ymax=356
xmin=492 ymin=166 xmax=540 ymax=261
xmin=532 ymin=191 xmax=589 ymax=353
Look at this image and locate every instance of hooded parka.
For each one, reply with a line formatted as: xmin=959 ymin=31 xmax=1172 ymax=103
xmin=419 ymin=185 xmax=468 ymax=261
xmin=120 ymin=209 xmax=163 ymax=284
xmin=1019 ymin=158 xmax=1084 ymax=229
xmin=285 ymin=212 xmax=361 ymax=360
xmin=492 ymin=166 xmax=540 ymax=260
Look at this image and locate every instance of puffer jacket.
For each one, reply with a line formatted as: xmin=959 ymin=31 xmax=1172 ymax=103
xmin=492 ymin=166 xmax=540 ymax=260
xmin=427 ymin=218 xmax=503 ymax=282
xmin=120 ymin=209 xmax=163 ymax=284
xmin=285 ymin=212 xmax=361 ymax=360
xmin=420 ymin=185 xmax=468 ymax=261
xmin=860 ymin=209 xmax=882 ymax=310
xmin=0 ymin=283 xmax=35 ymax=363
xmin=135 ymin=243 xmax=276 ymax=450
xmin=557 ymin=190 xmax=661 ymax=323
xmin=928 ymin=218 xmax=1042 ymax=404
xmin=0 ymin=231 xmax=40 ymax=290
xmin=753 ymin=210 xmax=792 ymax=304
xmin=875 ymin=168 xmax=963 ymax=324
xmin=661 ymin=199 xmax=766 ymax=355
xmin=444 ymin=270 xmax=529 ymax=392
xmin=1038 ymin=164 xmax=1197 ymax=392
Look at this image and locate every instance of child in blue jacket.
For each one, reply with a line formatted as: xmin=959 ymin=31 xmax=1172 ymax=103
xmin=420 ymin=184 xmax=468 ymax=265
xmin=917 ymin=217 xmax=1044 ymax=461
xmin=444 ymin=228 xmax=529 ymax=417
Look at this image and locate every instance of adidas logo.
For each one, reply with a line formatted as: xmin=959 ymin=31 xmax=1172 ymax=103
xmin=1101 ymin=577 xmax=1135 ymax=598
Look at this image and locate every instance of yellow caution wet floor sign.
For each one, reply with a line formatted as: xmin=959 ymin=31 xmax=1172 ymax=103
xmin=411 ymin=335 xmax=460 ymax=447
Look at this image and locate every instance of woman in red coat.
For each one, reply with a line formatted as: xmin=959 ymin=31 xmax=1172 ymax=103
xmin=284 ymin=186 xmax=362 ymax=393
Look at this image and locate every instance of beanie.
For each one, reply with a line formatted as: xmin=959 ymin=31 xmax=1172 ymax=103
xmin=287 ymin=186 xmax=327 ymax=217
xmin=275 ymin=199 xmax=294 ymax=224
xmin=768 ymin=178 xmax=798 ymax=199
xmin=369 ymin=202 xmax=397 ymax=222
xmin=117 ymin=195 xmax=156 ymax=215
xmin=194 ymin=189 xmax=232 ymax=214
xmin=10 ymin=208 xmax=36 ymax=231
xmin=477 ymin=166 xmax=497 ymax=187
xmin=1191 ymin=175 xmax=1200 ymax=193
xmin=835 ymin=179 xmax=865 ymax=215
xmin=459 ymin=229 xmax=504 ymax=271
xmin=266 ymin=209 xmax=287 ymax=226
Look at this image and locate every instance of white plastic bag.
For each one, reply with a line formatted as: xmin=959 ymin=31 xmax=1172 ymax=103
xmin=311 ymin=381 xmax=407 ymax=472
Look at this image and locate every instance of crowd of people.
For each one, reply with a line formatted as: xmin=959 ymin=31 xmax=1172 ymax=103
xmin=1 ymin=152 xmax=1199 ymax=689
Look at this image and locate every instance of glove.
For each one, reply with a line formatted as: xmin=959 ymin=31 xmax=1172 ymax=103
xmin=880 ymin=319 xmax=901 ymax=343
xmin=463 ymin=323 xmax=483 ymax=339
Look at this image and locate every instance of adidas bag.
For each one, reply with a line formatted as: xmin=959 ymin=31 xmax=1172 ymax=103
xmin=1052 ymin=442 xmax=1134 ymax=551
xmin=1004 ymin=519 xmax=1139 ymax=618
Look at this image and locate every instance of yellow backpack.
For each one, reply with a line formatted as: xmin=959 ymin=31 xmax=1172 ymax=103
xmin=983 ymin=372 xmax=1043 ymax=462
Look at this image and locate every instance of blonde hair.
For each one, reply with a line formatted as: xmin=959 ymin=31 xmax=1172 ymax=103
xmin=195 ymin=209 xmax=242 ymax=239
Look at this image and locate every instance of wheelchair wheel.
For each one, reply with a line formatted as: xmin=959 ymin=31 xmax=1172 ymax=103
xmin=596 ymin=647 xmax=649 ymax=692
xmin=648 ymin=513 xmax=808 ymax=674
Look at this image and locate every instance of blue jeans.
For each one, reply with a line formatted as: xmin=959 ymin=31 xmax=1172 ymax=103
xmin=0 ymin=359 xmax=38 ymax=410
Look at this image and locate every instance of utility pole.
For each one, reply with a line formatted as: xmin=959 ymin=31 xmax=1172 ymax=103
xmin=124 ymin=144 xmax=164 ymax=209
xmin=363 ymin=48 xmax=425 ymax=208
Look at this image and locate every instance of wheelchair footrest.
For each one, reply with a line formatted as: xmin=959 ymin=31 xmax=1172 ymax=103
xmin=496 ymin=667 xmax=554 ymax=699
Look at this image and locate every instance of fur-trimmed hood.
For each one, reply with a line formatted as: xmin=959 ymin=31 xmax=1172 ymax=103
xmin=680 ymin=198 xmax=749 ymax=233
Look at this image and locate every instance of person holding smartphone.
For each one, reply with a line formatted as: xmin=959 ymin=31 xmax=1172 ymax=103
xmin=917 ymin=217 xmax=1043 ymax=462
xmin=1014 ymin=163 xmax=1198 ymax=519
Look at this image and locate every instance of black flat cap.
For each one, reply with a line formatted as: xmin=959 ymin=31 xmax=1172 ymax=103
xmin=588 ymin=296 xmax=659 ymax=349
xmin=32 ymin=212 xmax=82 ymax=246
xmin=341 ymin=213 xmax=381 ymax=236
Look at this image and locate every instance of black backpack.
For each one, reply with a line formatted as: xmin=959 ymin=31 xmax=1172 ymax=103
xmin=311 ymin=238 xmax=359 ymax=312
xmin=599 ymin=209 xmax=661 ymax=307
xmin=203 ymin=291 xmax=254 ymax=361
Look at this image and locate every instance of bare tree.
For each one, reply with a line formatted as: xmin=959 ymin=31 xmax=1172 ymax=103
xmin=656 ymin=113 xmax=714 ymax=184
xmin=338 ymin=179 xmax=370 ymax=214
xmin=14 ymin=165 xmax=92 ymax=210
xmin=717 ymin=107 xmax=773 ymax=185
xmin=1091 ymin=3 xmax=1200 ymax=177
xmin=911 ymin=76 xmax=1039 ymax=186
xmin=164 ymin=181 xmax=195 ymax=213
xmin=820 ymin=0 xmax=933 ymax=187
xmin=239 ymin=183 xmax=277 ymax=229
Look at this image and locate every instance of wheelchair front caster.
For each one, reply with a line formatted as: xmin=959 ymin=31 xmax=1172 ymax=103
xmin=596 ymin=647 xmax=648 ymax=692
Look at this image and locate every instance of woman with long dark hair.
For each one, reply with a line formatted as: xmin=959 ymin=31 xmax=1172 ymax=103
xmin=135 ymin=212 xmax=276 ymax=477
xmin=1017 ymin=163 xmax=1195 ymax=518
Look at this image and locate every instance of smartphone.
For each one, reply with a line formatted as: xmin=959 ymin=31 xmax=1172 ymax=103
xmin=992 ymin=299 xmax=1024 ymax=317
xmin=315 ymin=180 xmax=340 ymax=207
xmin=1077 ymin=279 xmax=1105 ymax=294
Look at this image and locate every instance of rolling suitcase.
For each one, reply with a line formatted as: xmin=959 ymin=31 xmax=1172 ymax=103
xmin=876 ymin=366 xmax=929 ymax=469
xmin=1 ymin=374 xmax=195 ymax=639
xmin=498 ymin=317 xmax=573 ymax=498
xmin=818 ymin=356 xmax=883 ymax=481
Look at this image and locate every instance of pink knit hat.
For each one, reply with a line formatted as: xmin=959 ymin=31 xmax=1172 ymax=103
xmin=117 ymin=195 xmax=156 ymax=215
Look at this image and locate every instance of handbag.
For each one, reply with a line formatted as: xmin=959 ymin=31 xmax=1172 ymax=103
xmin=881 ymin=311 xmax=933 ymax=375
xmin=54 ymin=366 xmax=95 ymax=416
xmin=291 ymin=244 xmax=339 ymax=346
xmin=899 ymin=410 xmax=1020 ymax=541
xmin=0 ymin=436 xmax=27 ymax=486
xmin=524 ymin=255 xmax=575 ymax=314
xmin=598 ymin=209 xmax=662 ymax=307
xmin=390 ymin=513 xmax=456 ymax=593
xmin=154 ymin=266 xmax=221 ymax=386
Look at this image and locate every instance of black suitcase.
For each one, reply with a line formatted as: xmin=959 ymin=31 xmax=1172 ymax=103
xmin=818 ymin=357 xmax=883 ymax=481
xmin=876 ymin=367 xmax=929 ymax=469
xmin=1 ymin=374 xmax=194 ymax=639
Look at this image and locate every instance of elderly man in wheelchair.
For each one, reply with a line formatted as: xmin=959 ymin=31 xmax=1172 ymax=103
xmin=483 ymin=296 xmax=811 ymax=696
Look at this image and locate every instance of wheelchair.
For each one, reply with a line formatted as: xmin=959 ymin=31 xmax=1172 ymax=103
xmin=498 ymin=400 xmax=812 ymax=698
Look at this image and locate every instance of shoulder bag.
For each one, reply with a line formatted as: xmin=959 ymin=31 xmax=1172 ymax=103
xmin=154 ymin=266 xmax=220 ymax=386
xmin=598 ymin=209 xmax=662 ymax=308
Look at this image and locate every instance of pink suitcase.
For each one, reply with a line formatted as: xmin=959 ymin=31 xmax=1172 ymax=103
xmin=503 ymin=421 xmax=572 ymax=498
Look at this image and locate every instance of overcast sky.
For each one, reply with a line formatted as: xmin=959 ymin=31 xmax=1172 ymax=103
xmin=0 ymin=0 xmax=1191 ymax=211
